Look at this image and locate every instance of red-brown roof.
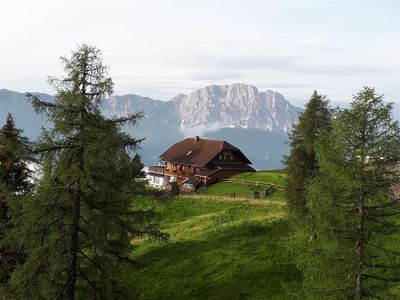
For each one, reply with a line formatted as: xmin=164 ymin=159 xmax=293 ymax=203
xmin=213 ymin=162 xmax=255 ymax=172
xmin=195 ymin=163 xmax=255 ymax=178
xmin=159 ymin=137 xmax=252 ymax=167
xmin=196 ymin=168 xmax=222 ymax=178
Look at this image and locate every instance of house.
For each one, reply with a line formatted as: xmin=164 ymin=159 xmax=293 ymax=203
xmin=146 ymin=136 xmax=255 ymax=192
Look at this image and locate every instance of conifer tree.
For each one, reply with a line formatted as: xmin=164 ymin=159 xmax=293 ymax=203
xmin=300 ymin=87 xmax=400 ymax=299
xmin=7 ymin=44 xmax=166 ymax=299
xmin=0 ymin=113 xmax=31 ymax=285
xmin=285 ymin=91 xmax=331 ymax=218
xmin=0 ymin=113 xmax=31 ymax=193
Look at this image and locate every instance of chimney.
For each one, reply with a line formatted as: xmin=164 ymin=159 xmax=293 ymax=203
xmin=194 ymin=136 xmax=200 ymax=142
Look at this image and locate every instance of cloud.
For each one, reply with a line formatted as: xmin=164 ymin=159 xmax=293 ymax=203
xmin=294 ymin=64 xmax=395 ymax=75
xmin=181 ymin=70 xmax=244 ymax=81
xmin=207 ymin=56 xmax=297 ymax=70
xmin=179 ymin=122 xmax=221 ymax=137
xmin=210 ymin=57 xmax=395 ymax=75
xmin=290 ymin=45 xmax=351 ymax=53
xmin=172 ymin=53 xmax=395 ymax=75
xmin=262 ymin=82 xmax=312 ymax=89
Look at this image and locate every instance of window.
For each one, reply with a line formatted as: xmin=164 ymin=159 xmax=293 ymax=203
xmin=220 ymin=151 xmax=232 ymax=161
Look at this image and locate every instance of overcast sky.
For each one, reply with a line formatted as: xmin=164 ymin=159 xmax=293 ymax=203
xmin=1 ymin=0 xmax=399 ymax=106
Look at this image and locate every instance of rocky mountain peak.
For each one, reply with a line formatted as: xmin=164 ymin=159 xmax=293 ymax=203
xmin=178 ymin=83 xmax=301 ymax=132
xmin=102 ymin=83 xmax=301 ymax=134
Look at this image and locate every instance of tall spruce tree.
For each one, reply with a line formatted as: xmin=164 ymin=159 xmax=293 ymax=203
xmin=285 ymin=91 xmax=331 ymax=218
xmin=299 ymin=87 xmax=400 ymax=299
xmin=0 ymin=113 xmax=32 ymax=193
xmin=7 ymin=45 xmax=166 ymax=299
xmin=0 ymin=113 xmax=31 ymax=285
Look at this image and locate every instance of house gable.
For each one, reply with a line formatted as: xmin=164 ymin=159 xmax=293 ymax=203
xmin=160 ymin=138 xmax=251 ymax=167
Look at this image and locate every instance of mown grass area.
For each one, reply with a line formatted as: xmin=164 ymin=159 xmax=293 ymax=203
xmin=126 ymin=171 xmax=301 ymax=299
xmin=201 ymin=182 xmax=287 ymax=200
xmin=201 ymin=171 xmax=287 ymax=199
xmin=233 ymin=171 xmax=288 ymax=186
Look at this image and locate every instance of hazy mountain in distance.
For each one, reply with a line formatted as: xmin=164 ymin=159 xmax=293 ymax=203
xmin=393 ymin=103 xmax=400 ymax=119
xmin=0 ymin=89 xmax=53 ymax=137
xmin=1 ymin=84 xmax=303 ymax=169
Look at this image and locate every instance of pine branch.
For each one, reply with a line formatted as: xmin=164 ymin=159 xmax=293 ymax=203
xmin=366 ymin=199 xmax=400 ymax=210
xmin=105 ymin=111 xmax=144 ymax=125
xmin=363 ymin=273 xmax=400 ymax=282
xmin=365 ymin=215 xmax=399 ymax=228
xmin=33 ymin=143 xmax=79 ymax=154
xmin=77 ymin=250 xmax=102 ymax=271
xmin=364 ymin=263 xmax=400 ymax=269
xmin=76 ymin=269 xmax=99 ymax=298
xmin=26 ymin=93 xmax=55 ymax=115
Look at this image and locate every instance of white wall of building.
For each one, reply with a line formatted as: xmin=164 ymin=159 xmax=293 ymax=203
xmin=146 ymin=174 xmax=166 ymax=188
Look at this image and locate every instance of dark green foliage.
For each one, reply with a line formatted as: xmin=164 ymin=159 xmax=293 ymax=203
xmin=300 ymin=87 xmax=400 ymax=299
xmin=7 ymin=45 xmax=166 ymax=300
xmin=284 ymin=91 xmax=331 ymax=218
xmin=131 ymin=154 xmax=145 ymax=178
xmin=0 ymin=113 xmax=31 ymax=285
xmin=0 ymin=113 xmax=32 ymax=193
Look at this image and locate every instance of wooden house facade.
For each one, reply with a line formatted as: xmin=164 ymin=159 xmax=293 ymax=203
xmin=147 ymin=136 xmax=255 ymax=192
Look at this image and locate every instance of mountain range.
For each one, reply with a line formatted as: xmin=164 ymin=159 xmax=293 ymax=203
xmin=0 ymin=83 xmax=303 ymax=169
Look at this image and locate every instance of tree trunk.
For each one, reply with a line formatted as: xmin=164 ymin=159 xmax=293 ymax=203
xmin=355 ymin=222 xmax=363 ymax=299
xmin=65 ymin=146 xmax=84 ymax=300
xmin=355 ymin=125 xmax=366 ymax=300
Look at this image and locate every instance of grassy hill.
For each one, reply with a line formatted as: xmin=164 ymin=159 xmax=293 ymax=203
xmin=127 ymin=171 xmax=301 ymax=299
xmin=201 ymin=171 xmax=287 ymax=200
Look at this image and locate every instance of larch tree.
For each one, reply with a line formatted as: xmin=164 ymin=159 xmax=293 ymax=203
xmin=7 ymin=44 xmax=166 ymax=300
xmin=0 ymin=113 xmax=32 ymax=286
xmin=300 ymin=87 xmax=400 ymax=299
xmin=285 ymin=91 xmax=331 ymax=219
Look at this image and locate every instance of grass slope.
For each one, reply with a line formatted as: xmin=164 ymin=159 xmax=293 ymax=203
xmin=127 ymin=171 xmax=301 ymax=299
xmin=233 ymin=171 xmax=287 ymax=186
xmin=201 ymin=171 xmax=287 ymax=199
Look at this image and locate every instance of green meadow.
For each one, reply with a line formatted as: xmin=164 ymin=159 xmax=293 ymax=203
xmin=200 ymin=171 xmax=287 ymax=200
xmin=126 ymin=172 xmax=302 ymax=299
xmin=233 ymin=170 xmax=288 ymax=186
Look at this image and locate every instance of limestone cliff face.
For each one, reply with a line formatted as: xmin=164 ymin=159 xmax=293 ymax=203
xmin=178 ymin=83 xmax=301 ymax=132
xmin=103 ymin=83 xmax=302 ymax=134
